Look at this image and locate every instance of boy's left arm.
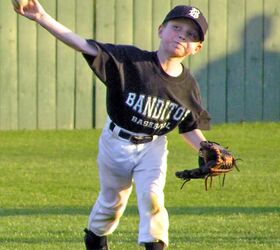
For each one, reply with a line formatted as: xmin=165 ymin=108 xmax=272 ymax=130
xmin=181 ymin=129 xmax=206 ymax=151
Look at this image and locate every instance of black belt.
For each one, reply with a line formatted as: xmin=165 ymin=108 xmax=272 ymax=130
xmin=109 ymin=122 xmax=153 ymax=144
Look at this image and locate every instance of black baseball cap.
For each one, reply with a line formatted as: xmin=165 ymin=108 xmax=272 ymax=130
xmin=162 ymin=5 xmax=208 ymax=41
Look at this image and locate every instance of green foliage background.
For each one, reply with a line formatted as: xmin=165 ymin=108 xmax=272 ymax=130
xmin=0 ymin=123 xmax=279 ymax=249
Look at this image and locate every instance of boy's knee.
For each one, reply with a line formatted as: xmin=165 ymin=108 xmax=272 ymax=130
xmin=142 ymin=192 xmax=164 ymax=215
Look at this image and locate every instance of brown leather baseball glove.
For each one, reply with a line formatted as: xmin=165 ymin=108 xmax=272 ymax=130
xmin=176 ymin=141 xmax=239 ymax=190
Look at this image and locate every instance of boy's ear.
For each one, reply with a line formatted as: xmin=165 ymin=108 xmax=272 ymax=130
xmin=158 ymin=24 xmax=164 ymax=38
xmin=193 ymin=43 xmax=203 ymax=55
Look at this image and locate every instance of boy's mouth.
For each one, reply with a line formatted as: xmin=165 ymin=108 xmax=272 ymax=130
xmin=174 ymin=41 xmax=186 ymax=50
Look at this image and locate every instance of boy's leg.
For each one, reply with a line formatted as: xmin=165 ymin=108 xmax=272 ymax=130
xmin=86 ymin=125 xmax=134 ymax=248
xmin=85 ymin=180 xmax=132 ymax=250
xmin=133 ymin=136 xmax=169 ymax=248
xmin=87 ymin=180 xmax=133 ymax=235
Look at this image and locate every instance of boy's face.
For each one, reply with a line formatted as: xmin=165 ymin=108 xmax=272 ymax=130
xmin=158 ymin=18 xmax=202 ymax=58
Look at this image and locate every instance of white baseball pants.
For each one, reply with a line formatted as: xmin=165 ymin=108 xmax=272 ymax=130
xmin=87 ymin=118 xmax=169 ymax=247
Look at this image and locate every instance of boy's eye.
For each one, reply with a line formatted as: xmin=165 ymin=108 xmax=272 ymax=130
xmin=186 ymin=31 xmax=199 ymax=42
xmin=173 ymin=25 xmax=181 ymax=30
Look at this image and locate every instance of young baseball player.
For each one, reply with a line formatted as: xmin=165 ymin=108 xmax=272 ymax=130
xmin=14 ymin=1 xmax=211 ymax=249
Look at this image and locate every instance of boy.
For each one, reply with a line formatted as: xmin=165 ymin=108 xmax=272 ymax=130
xmin=14 ymin=1 xmax=211 ymax=249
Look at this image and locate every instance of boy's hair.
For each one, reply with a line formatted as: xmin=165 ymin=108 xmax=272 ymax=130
xmin=162 ymin=5 xmax=208 ymax=41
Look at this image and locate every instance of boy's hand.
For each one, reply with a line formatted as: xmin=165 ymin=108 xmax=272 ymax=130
xmin=13 ymin=0 xmax=46 ymax=22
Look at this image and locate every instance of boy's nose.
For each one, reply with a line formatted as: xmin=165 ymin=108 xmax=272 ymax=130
xmin=179 ymin=34 xmax=186 ymax=41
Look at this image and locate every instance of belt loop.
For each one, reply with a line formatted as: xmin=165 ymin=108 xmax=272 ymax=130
xmin=109 ymin=122 xmax=115 ymax=132
xmin=109 ymin=121 xmax=121 ymax=138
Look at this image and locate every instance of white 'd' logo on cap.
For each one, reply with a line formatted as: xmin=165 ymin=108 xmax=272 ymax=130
xmin=189 ymin=8 xmax=200 ymax=19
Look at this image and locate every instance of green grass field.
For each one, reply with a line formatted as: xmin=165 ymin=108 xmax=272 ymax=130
xmin=0 ymin=122 xmax=279 ymax=250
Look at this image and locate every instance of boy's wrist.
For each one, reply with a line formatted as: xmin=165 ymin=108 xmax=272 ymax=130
xmin=36 ymin=12 xmax=50 ymax=25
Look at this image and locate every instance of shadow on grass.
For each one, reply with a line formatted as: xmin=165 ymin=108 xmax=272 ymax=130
xmin=0 ymin=206 xmax=91 ymax=217
xmin=167 ymin=206 xmax=280 ymax=215
xmin=0 ymin=237 xmax=81 ymax=244
xmin=0 ymin=206 xmax=279 ymax=217
xmin=170 ymin=234 xmax=280 ymax=245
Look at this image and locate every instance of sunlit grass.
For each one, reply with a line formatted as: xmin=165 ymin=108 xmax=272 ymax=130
xmin=0 ymin=122 xmax=279 ymax=249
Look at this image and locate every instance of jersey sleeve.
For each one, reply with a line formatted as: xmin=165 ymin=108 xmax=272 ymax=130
xmin=82 ymin=40 xmax=124 ymax=87
xmin=182 ymin=73 xmax=211 ymax=131
xmin=178 ymin=112 xmax=198 ymax=133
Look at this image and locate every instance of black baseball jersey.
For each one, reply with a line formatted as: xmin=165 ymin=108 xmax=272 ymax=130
xmin=83 ymin=40 xmax=210 ymax=135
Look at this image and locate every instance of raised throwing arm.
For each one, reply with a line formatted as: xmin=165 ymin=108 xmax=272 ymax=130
xmin=13 ymin=0 xmax=97 ymax=56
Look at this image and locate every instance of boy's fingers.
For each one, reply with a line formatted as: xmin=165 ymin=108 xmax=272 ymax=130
xmin=19 ymin=5 xmax=24 ymax=13
xmin=13 ymin=6 xmax=25 ymax=16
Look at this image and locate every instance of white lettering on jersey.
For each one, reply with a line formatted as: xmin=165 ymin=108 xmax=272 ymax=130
xmin=152 ymin=99 xmax=165 ymax=120
xmin=165 ymin=102 xmax=178 ymax=120
xmin=173 ymin=107 xmax=187 ymax=121
xmin=126 ymin=92 xmax=189 ymax=122
xmin=133 ymin=94 xmax=145 ymax=112
xmin=131 ymin=116 xmax=171 ymax=130
xmin=143 ymin=96 xmax=157 ymax=117
xmin=160 ymin=100 xmax=171 ymax=121
xmin=126 ymin=92 xmax=136 ymax=106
